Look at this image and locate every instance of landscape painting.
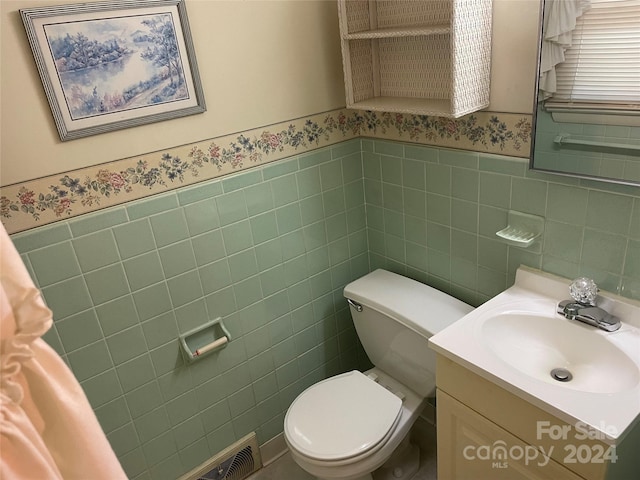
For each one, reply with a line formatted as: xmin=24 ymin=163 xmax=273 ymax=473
xmin=47 ymin=13 xmax=189 ymax=119
xmin=21 ymin=0 xmax=205 ymax=141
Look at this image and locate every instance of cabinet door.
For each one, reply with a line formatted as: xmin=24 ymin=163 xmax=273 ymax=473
xmin=436 ymin=390 xmax=583 ymax=480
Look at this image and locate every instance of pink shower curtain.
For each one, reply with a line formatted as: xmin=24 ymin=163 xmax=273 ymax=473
xmin=0 ymin=223 xmax=126 ymax=479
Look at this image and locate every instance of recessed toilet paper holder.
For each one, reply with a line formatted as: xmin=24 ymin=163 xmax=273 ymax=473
xmin=179 ymin=317 xmax=231 ymax=363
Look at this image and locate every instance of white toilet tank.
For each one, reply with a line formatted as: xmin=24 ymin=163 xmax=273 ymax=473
xmin=344 ymin=269 xmax=473 ymax=397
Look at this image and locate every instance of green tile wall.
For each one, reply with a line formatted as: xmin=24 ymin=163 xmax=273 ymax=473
xmin=12 ymin=140 xmax=370 ymax=480
xmin=11 ymin=137 xmax=640 ymax=480
xmin=362 ymin=139 xmax=640 ymax=305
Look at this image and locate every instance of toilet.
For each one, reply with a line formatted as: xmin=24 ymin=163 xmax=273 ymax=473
xmin=284 ymin=269 xmax=473 ymax=480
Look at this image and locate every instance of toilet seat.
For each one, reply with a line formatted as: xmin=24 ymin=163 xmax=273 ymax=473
xmin=284 ymin=370 xmax=402 ymax=462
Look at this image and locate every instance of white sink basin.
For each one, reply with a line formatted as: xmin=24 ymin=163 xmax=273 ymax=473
xmin=429 ymin=267 xmax=640 ymax=444
xmin=481 ymin=313 xmax=640 ymax=394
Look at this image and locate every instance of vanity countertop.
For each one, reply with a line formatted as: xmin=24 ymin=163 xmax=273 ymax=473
xmin=429 ymin=267 xmax=640 ymax=444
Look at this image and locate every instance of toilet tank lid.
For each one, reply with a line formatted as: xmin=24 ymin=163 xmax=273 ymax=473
xmin=343 ymin=269 xmax=474 ymax=336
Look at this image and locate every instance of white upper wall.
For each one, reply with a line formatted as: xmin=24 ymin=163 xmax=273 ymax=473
xmin=0 ymin=0 xmax=541 ymax=186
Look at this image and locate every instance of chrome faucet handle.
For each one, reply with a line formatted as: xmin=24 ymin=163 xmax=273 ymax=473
xmin=569 ymin=277 xmax=599 ymax=306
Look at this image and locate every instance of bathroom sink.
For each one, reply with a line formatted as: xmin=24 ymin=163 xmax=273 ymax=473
xmin=481 ymin=313 xmax=640 ymax=394
xmin=429 ymin=266 xmax=640 ymax=444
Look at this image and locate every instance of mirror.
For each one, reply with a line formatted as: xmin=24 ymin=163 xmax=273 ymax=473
xmin=530 ymin=0 xmax=640 ymax=186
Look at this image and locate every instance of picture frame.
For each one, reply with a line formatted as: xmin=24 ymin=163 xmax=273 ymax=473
xmin=20 ymin=0 xmax=206 ymax=141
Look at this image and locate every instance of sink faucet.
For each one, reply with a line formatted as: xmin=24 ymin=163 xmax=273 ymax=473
xmin=557 ymin=278 xmax=621 ymax=332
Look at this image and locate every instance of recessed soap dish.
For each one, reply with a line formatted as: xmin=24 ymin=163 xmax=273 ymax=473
xmin=496 ymin=227 xmax=538 ymax=247
xmin=496 ymin=211 xmax=544 ymax=248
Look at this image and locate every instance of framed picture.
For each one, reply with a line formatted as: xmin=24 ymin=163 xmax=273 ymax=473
xmin=20 ymin=0 xmax=206 ymax=141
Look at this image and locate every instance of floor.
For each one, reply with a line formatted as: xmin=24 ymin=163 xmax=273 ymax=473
xmin=248 ymin=422 xmax=437 ymax=480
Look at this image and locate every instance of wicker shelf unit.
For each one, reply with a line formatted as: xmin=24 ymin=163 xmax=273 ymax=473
xmin=337 ymin=0 xmax=492 ymax=118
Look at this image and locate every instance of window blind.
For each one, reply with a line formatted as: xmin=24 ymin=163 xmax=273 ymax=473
xmin=546 ymin=0 xmax=640 ymax=112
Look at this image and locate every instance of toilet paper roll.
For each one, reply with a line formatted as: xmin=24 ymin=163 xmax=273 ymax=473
xmin=194 ymin=336 xmax=228 ymax=356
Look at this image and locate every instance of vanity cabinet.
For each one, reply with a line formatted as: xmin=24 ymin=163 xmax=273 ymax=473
xmin=437 ymin=390 xmax=582 ymax=480
xmin=436 ymin=355 xmax=640 ymax=480
xmin=336 ymin=0 xmax=492 ymax=117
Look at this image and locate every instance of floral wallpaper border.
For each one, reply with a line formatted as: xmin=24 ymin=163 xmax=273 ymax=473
xmin=1 ymin=108 xmax=531 ymax=234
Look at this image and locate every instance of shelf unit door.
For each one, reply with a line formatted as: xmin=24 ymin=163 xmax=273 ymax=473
xmin=449 ymin=0 xmax=492 ymax=116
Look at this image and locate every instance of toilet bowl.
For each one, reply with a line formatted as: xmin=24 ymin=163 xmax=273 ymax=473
xmin=284 ymin=269 xmax=473 ymax=480
xmin=285 ymin=369 xmax=423 ymax=480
